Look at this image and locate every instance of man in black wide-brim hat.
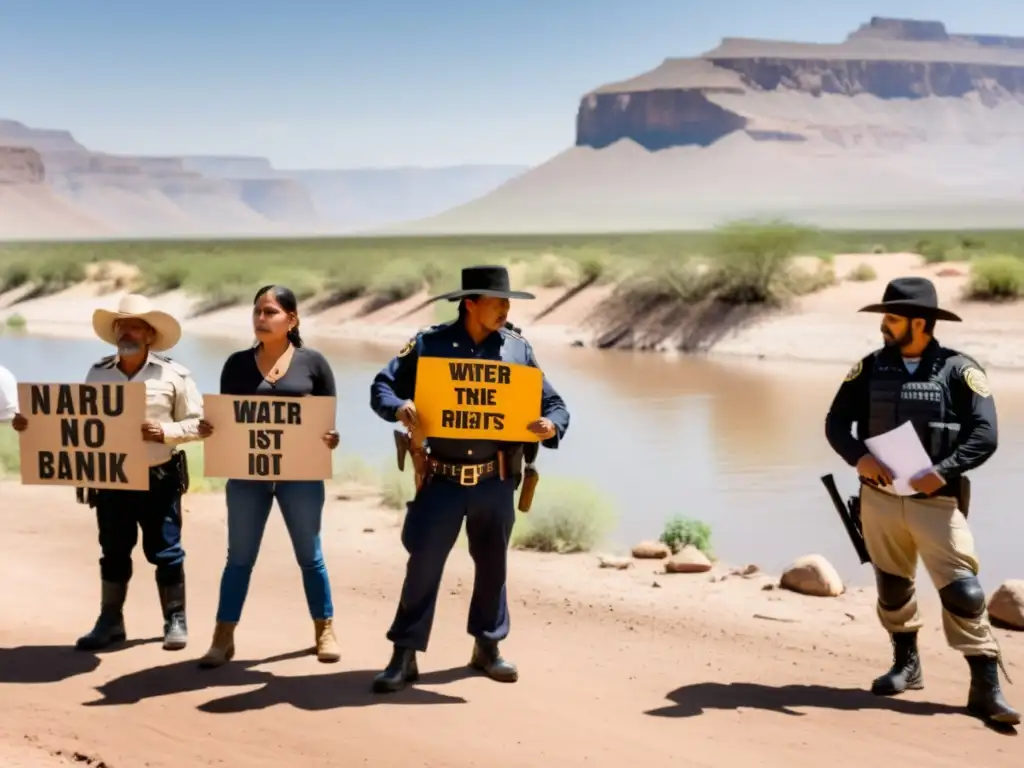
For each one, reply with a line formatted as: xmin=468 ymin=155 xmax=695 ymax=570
xmin=824 ymin=276 xmax=1018 ymax=726
xmin=368 ymin=265 xmax=570 ymax=693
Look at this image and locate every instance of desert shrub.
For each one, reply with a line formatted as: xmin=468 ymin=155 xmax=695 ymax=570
xmin=846 ymin=262 xmax=877 ymax=282
xmin=708 ymin=220 xmax=817 ymax=304
xmin=964 ymin=255 xmax=1024 ymax=301
xmin=4 ymin=313 xmax=26 ymax=329
xmin=333 ymin=454 xmax=378 ymax=485
xmin=379 ymin=465 xmax=414 ymax=510
xmin=510 ymin=477 xmax=618 ymax=554
xmin=659 ymin=515 xmax=714 ymax=557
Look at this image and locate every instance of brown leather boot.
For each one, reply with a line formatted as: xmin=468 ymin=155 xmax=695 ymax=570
xmin=314 ymin=618 xmax=340 ymax=663
xmin=197 ymin=622 xmax=236 ymax=669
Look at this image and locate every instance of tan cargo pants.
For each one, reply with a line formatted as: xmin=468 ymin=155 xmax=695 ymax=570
xmin=859 ymin=483 xmax=997 ymax=655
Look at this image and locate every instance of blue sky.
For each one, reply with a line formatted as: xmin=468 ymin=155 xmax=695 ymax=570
xmin=2 ymin=0 xmax=1023 ymax=169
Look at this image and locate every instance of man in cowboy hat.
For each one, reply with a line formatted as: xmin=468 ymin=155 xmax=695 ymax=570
xmin=824 ymin=276 xmax=1017 ymax=726
xmin=368 ymin=264 xmax=570 ymax=693
xmin=12 ymin=294 xmax=206 ymax=652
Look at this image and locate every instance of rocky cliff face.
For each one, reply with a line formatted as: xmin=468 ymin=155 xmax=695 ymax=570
xmin=403 ymin=17 xmax=1024 ymax=234
xmin=0 ymin=121 xmax=319 ymax=236
xmin=576 ymin=17 xmax=1024 ymax=151
xmin=0 ymin=146 xmax=45 ymax=184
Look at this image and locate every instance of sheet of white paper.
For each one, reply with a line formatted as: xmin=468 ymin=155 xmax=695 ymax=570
xmin=862 ymin=421 xmax=934 ymax=496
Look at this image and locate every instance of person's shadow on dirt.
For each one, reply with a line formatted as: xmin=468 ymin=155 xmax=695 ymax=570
xmin=0 ymin=639 xmax=162 ymax=685
xmin=647 ymin=681 xmax=968 ymax=719
xmin=82 ymin=650 xmax=471 ymax=710
xmin=648 ymin=681 xmax=1018 ymax=735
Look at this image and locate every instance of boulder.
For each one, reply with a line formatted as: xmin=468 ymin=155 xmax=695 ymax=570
xmin=779 ymin=554 xmax=845 ymax=597
xmin=597 ymin=555 xmax=633 ymax=570
xmin=632 ymin=540 xmax=671 ymax=559
xmin=664 ymin=545 xmax=713 ymax=574
xmin=988 ymin=580 xmax=1024 ymax=630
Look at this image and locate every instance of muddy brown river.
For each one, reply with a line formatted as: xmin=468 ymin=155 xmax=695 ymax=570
xmin=3 ymin=332 xmax=1022 ymax=589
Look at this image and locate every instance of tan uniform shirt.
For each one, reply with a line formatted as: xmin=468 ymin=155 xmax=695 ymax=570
xmin=85 ymin=353 xmax=204 ymax=467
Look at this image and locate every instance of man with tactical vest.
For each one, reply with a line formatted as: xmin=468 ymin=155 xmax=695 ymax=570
xmin=824 ymin=276 xmax=1017 ymax=726
xmin=368 ymin=265 xmax=570 ymax=693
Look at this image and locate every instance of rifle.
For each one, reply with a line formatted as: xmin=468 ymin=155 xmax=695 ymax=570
xmin=517 ymin=441 xmax=540 ymax=513
xmin=393 ymin=425 xmax=428 ymax=494
xmin=820 ymin=473 xmax=872 ymax=565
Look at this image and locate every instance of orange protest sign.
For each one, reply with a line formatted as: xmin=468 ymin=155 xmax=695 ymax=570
xmin=16 ymin=382 xmax=149 ymax=490
xmin=413 ymin=357 xmax=542 ymax=442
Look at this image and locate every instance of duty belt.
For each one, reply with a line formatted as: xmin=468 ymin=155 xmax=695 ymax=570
xmin=427 ymin=458 xmax=499 ymax=486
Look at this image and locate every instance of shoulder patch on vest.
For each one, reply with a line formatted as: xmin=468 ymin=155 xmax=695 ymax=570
xmin=844 ymin=360 xmax=863 ymax=382
xmin=397 ymin=337 xmax=416 ymax=357
xmin=92 ymin=354 xmax=116 ymax=369
xmin=962 ymin=365 xmax=992 ymax=397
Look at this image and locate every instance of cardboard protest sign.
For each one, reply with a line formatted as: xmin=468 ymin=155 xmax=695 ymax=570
xmin=201 ymin=394 xmax=337 ymax=480
xmin=16 ymin=382 xmax=149 ymax=490
xmin=413 ymin=358 xmax=542 ymax=442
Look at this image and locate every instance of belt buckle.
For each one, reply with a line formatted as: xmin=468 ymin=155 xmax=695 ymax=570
xmin=460 ymin=463 xmax=480 ymax=486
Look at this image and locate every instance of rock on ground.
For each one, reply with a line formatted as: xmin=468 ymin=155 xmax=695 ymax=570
xmin=664 ymin=545 xmax=713 ymax=574
xmin=779 ymin=554 xmax=845 ymax=597
xmin=988 ymin=580 xmax=1024 ymax=630
xmin=631 ymin=541 xmax=670 ymax=559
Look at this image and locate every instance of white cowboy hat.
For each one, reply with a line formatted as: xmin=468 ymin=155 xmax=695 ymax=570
xmin=92 ymin=294 xmax=182 ymax=352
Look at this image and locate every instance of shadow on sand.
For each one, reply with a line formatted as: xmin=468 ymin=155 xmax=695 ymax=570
xmin=646 ymin=681 xmax=1017 ymax=735
xmin=0 ymin=639 xmax=162 ymax=684
xmin=82 ymin=650 xmax=471 ymax=711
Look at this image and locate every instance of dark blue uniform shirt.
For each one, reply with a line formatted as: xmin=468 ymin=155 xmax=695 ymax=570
xmin=370 ymin=320 xmax=570 ymax=462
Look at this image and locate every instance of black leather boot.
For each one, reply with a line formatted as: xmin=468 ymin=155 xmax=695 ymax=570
xmin=372 ymin=646 xmax=419 ymax=693
xmin=75 ymin=581 xmax=128 ymax=651
xmin=158 ymin=581 xmax=188 ymax=651
xmin=469 ymin=639 xmax=518 ymax=683
xmin=871 ymin=631 xmax=923 ymax=695
xmin=966 ymin=654 xmax=1020 ymax=725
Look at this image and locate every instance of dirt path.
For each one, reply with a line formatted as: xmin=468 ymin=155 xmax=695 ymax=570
xmin=0 ymin=483 xmax=1020 ymax=767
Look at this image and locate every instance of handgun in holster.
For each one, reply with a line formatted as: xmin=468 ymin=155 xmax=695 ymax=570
xmin=394 ymin=428 xmax=428 ymax=494
xmin=172 ymin=449 xmax=190 ymax=494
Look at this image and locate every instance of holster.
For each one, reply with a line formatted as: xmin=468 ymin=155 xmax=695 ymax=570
xmin=152 ymin=452 xmax=189 ymax=495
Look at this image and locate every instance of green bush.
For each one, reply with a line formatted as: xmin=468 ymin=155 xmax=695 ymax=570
xmin=510 ymin=476 xmax=618 ymax=554
xmin=4 ymin=313 xmax=26 ymax=329
xmin=845 ymin=262 xmax=877 ymax=282
xmin=333 ymin=453 xmax=379 ymax=485
xmin=965 ymin=255 xmax=1024 ymax=301
xmin=379 ymin=465 xmax=414 ymax=510
xmin=709 ymin=220 xmax=817 ymax=304
xmin=659 ymin=515 xmax=714 ymax=557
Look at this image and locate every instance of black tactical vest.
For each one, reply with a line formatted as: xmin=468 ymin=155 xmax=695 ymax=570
xmin=865 ymin=348 xmax=960 ymax=465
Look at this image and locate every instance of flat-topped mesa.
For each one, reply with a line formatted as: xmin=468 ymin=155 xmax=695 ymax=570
xmin=575 ymin=17 xmax=1024 ymax=151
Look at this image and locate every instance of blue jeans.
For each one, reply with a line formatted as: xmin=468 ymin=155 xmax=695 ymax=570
xmin=215 ymin=479 xmax=334 ymax=622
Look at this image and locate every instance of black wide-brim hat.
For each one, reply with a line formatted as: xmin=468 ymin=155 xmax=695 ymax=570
xmin=430 ymin=265 xmax=536 ymax=303
xmin=858 ymin=276 xmax=962 ymax=322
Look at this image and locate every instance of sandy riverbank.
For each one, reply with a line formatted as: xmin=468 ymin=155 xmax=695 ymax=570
xmin=3 ymin=251 xmax=1024 ymax=369
xmin=0 ymin=481 xmax=1020 ymax=767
